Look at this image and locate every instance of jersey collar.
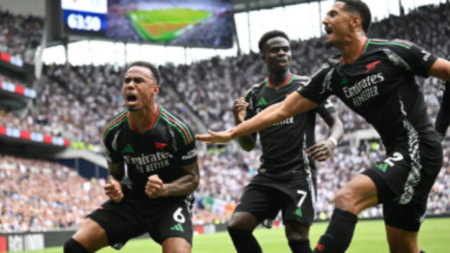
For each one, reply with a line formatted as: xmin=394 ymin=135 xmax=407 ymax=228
xmin=266 ymin=73 xmax=294 ymax=88
xmin=128 ymin=104 xmax=161 ymax=131
xmin=342 ymin=38 xmax=369 ymax=64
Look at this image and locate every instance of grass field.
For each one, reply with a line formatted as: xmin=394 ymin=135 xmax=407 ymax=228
xmin=127 ymin=8 xmax=212 ymax=42
xmin=19 ymin=218 xmax=450 ymax=253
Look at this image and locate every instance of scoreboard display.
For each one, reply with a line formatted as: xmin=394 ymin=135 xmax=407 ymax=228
xmin=60 ymin=0 xmax=234 ymax=48
xmin=62 ymin=0 xmax=107 ymax=34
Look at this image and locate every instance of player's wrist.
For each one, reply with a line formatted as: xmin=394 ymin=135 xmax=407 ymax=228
xmin=161 ymin=184 xmax=169 ymax=197
xmin=327 ymin=137 xmax=338 ymax=147
xmin=229 ymin=128 xmax=239 ymax=139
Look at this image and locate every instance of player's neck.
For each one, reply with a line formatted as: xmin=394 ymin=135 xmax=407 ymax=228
xmin=267 ymin=70 xmax=292 ymax=88
xmin=339 ymin=34 xmax=368 ymax=64
xmin=128 ymin=103 xmax=159 ymax=134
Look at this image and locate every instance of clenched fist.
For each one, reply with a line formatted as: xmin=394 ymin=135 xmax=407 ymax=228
xmin=145 ymin=175 xmax=167 ymax=198
xmin=104 ymin=179 xmax=124 ymax=203
xmin=233 ymin=97 xmax=249 ymax=123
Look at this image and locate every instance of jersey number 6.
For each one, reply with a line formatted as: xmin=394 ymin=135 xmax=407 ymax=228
xmin=173 ymin=207 xmax=186 ymax=223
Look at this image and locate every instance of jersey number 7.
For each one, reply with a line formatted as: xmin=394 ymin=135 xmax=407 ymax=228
xmin=297 ymin=190 xmax=308 ymax=207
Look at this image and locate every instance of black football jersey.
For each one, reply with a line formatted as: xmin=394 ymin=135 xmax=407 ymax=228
xmin=244 ymin=74 xmax=336 ymax=179
xmin=103 ymin=104 xmax=197 ymax=203
xmin=440 ymin=56 xmax=450 ymax=110
xmin=298 ymin=38 xmax=440 ymax=150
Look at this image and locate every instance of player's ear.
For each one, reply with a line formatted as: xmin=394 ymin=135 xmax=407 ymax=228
xmin=351 ymin=16 xmax=361 ymax=30
xmin=153 ymin=85 xmax=160 ymax=95
xmin=260 ymin=53 xmax=265 ymax=62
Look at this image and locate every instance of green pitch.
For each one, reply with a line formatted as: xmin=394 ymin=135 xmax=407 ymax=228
xmin=20 ymin=218 xmax=450 ymax=253
xmin=126 ymin=8 xmax=212 ymax=42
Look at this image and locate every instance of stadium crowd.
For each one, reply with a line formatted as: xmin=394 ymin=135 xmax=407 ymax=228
xmin=1 ymin=4 xmax=449 ymax=151
xmin=1 ymin=143 xmax=449 ymax=232
xmin=0 ymin=8 xmax=43 ymax=65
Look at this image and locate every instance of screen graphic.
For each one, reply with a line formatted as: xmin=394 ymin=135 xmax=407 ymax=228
xmin=62 ymin=0 xmax=234 ymax=48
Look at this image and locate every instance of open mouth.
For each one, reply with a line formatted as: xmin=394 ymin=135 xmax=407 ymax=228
xmin=278 ymin=59 xmax=288 ymax=66
xmin=325 ymin=26 xmax=333 ymax=35
xmin=126 ymin=94 xmax=138 ymax=104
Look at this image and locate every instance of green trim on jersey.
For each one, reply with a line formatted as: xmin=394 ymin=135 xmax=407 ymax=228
xmin=104 ymin=110 xmax=127 ymax=131
xmin=153 ymin=110 xmax=162 ymax=129
xmin=103 ymin=116 xmax=127 ymax=140
xmin=285 ymin=75 xmax=295 ymax=86
xmin=265 ymin=74 xmax=294 ymax=88
xmin=244 ymin=83 xmax=262 ymax=100
xmin=103 ymin=110 xmax=128 ymax=140
xmin=161 ymin=117 xmax=188 ymax=145
xmin=369 ymin=41 xmax=411 ymax=50
xmin=361 ymin=39 xmax=371 ymax=55
xmin=162 ymin=108 xmax=193 ymax=141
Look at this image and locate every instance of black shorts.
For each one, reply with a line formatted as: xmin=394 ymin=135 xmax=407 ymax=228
xmin=234 ymin=174 xmax=317 ymax=226
xmin=362 ymin=133 xmax=442 ymax=232
xmin=87 ymin=196 xmax=193 ymax=249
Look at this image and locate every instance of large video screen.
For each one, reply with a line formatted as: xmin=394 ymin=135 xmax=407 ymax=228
xmin=62 ymin=0 xmax=234 ymax=48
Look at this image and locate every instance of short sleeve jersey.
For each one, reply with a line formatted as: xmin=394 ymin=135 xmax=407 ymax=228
xmin=244 ymin=74 xmax=336 ymax=178
xmin=103 ymin=104 xmax=197 ymax=203
xmin=298 ymin=38 xmax=438 ymax=149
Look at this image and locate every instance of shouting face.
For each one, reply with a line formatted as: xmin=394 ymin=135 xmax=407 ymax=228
xmin=123 ymin=66 xmax=159 ymax=112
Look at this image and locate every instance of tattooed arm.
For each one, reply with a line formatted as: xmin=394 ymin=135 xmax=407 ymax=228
xmin=145 ymin=161 xmax=200 ymax=198
xmin=164 ymin=161 xmax=199 ymax=196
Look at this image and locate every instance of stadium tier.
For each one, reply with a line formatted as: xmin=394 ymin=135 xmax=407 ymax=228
xmin=0 ymin=4 xmax=448 ymax=152
xmin=0 ymin=8 xmax=43 ymax=65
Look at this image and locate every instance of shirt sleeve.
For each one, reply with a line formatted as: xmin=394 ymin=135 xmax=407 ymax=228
xmin=176 ymin=124 xmax=198 ymax=166
xmin=387 ymin=39 xmax=438 ymax=77
xmin=316 ymin=99 xmax=337 ymax=118
xmin=244 ymin=88 xmax=256 ymax=121
xmin=103 ymin=131 xmax=124 ymax=164
xmin=297 ymin=64 xmax=334 ymax=105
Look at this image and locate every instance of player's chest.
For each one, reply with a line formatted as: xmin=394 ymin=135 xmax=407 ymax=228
xmin=252 ymin=85 xmax=299 ymax=112
xmin=253 ymin=84 xmax=306 ymax=127
xmin=331 ymin=56 xmax=400 ymax=108
xmin=118 ymin=130 xmax=178 ymax=170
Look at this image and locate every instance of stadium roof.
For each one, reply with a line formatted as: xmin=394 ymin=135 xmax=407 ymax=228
xmin=232 ymin=0 xmax=325 ymax=12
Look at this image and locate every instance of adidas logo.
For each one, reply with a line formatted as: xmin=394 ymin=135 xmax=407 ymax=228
xmin=122 ymin=143 xmax=134 ymax=153
xmin=376 ymin=163 xmax=388 ymax=172
xmin=293 ymin=208 xmax=302 ymax=217
xmin=170 ymin=223 xmax=184 ymax=232
xmin=256 ymin=98 xmax=267 ymax=107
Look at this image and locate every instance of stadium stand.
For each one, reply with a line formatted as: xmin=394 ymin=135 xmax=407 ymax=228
xmin=1 ymin=143 xmax=449 ymax=232
xmin=0 ymin=8 xmax=43 ymax=65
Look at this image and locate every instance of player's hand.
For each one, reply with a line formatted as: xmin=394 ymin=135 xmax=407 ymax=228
xmin=196 ymin=129 xmax=234 ymax=144
xmin=145 ymin=175 xmax=167 ymax=198
xmin=307 ymin=139 xmax=336 ymax=162
xmin=233 ymin=97 xmax=249 ymax=123
xmin=104 ymin=179 xmax=124 ymax=203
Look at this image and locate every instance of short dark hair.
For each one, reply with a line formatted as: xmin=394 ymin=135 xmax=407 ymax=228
xmin=258 ymin=30 xmax=290 ymax=53
xmin=336 ymin=0 xmax=372 ymax=33
xmin=127 ymin=61 xmax=161 ymax=85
